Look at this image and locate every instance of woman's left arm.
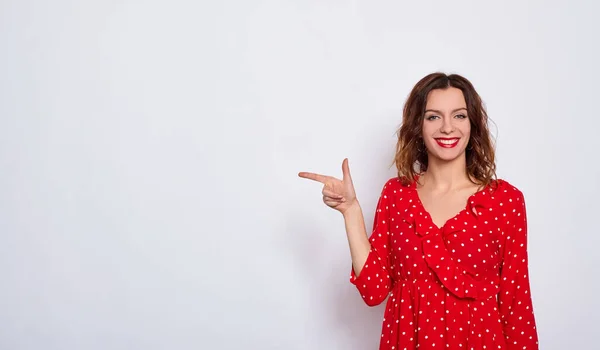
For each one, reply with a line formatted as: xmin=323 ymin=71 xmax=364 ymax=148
xmin=498 ymin=189 xmax=540 ymax=349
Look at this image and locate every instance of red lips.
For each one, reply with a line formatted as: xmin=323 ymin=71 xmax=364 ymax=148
xmin=435 ymin=138 xmax=459 ymax=148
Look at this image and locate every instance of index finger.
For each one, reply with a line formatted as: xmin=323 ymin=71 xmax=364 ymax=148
xmin=298 ymin=172 xmax=328 ymax=184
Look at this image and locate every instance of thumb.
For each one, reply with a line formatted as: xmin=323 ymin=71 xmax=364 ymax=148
xmin=342 ymin=158 xmax=353 ymax=184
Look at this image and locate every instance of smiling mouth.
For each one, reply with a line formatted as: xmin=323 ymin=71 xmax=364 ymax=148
xmin=435 ymin=138 xmax=459 ymax=148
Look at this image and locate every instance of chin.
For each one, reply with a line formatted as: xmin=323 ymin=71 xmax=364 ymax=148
xmin=430 ymin=149 xmax=467 ymax=162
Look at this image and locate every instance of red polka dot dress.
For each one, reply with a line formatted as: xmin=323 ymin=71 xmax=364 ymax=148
xmin=350 ymin=176 xmax=539 ymax=349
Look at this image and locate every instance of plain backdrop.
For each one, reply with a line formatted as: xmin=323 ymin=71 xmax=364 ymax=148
xmin=1 ymin=1 xmax=599 ymax=349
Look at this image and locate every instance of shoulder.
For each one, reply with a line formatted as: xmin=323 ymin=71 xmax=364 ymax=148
xmin=377 ymin=176 xmax=416 ymax=207
xmin=491 ymin=178 xmax=525 ymax=200
xmin=380 ymin=176 xmax=413 ymax=194
xmin=489 ymin=178 xmax=527 ymax=213
xmin=375 ymin=177 xmax=414 ymax=212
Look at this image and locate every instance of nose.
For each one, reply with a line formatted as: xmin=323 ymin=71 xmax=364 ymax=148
xmin=440 ymin=116 xmax=454 ymax=134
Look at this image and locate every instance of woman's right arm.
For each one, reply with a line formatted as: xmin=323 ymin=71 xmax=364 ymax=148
xmin=342 ymin=201 xmax=371 ymax=277
xmin=299 ymin=159 xmax=393 ymax=306
xmin=347 ymin=183 xmax=393 ymax=306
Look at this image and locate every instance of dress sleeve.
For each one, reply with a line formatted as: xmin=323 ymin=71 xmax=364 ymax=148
xmin=349 ymin=180 xmax=394 ymax=306
xmin=498 ymin=189 xmax=539 ymax=349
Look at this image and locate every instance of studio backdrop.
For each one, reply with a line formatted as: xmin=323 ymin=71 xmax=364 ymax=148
xmin=1 ymin=1 xmax=598 ymax=349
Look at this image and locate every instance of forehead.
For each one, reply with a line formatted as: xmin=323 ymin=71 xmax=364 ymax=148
xmin=425 ymin=87 xmax=466 ymax=110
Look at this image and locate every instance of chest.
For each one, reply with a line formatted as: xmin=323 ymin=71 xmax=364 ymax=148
xmin=389 ymin=210 xmax=503 ymax=277
xmin=417 ymin=189 xmax=476 ymax=229
xmin=387 ymin=190 xmax=507 ymax=277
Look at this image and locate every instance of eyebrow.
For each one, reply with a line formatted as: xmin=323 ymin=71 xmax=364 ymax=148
xmin=424 ymin=108 xmax=467 ymax=114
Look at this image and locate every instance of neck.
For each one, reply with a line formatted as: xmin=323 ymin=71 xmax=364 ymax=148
xmin=419 ymin=154 xmax=471 ymax=190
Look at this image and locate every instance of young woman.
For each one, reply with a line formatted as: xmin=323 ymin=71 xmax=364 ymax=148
xmin=298 ymin=73 xmax=539 ymax=349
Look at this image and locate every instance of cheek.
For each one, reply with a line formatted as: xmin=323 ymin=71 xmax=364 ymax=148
xmin=421 ymin=122 xmax=435 ymax=137
xmin=421 ymin=126 xmax=435 ymax=145
xmin=460 ymin=123 xmax=471 ymax=138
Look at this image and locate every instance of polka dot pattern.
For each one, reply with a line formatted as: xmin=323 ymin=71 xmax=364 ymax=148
xmin=349 ymin=177 xmax=539 ymax=349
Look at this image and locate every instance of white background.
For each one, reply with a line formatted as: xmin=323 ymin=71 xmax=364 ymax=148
xmin=1 ymin=1 xmax=599 ymax=349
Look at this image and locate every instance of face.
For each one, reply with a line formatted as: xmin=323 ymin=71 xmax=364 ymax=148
xmin=422 ymin=87 xmax=471 ymax=162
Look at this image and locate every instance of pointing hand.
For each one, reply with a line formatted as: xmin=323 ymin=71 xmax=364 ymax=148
xmin=298 ymin=158 xmax=358 ymax=214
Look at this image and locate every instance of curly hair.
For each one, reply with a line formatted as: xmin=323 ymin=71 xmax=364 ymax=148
xmin=393 ymin=72 xmax=497 ymax=187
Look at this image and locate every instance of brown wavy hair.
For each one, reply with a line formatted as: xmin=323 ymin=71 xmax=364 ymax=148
xmin=393 ymin=72 xmax=497 ymax=187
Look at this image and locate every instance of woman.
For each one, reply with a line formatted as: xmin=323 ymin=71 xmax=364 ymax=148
xmin=298 ymin=73 xmax=539 ymax=349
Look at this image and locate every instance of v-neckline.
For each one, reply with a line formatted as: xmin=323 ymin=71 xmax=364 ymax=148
xmin=412 ymin=175 xmax=486 ymax=231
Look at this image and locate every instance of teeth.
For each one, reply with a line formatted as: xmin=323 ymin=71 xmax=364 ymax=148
xmin=438 ymin=139 xmax=458 ymax=145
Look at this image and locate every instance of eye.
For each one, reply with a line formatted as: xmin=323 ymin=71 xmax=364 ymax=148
xmin=454 ymin=114 xmax=468 ymax=119
xmin=425 ymin=115 xmax=440 ymax=121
